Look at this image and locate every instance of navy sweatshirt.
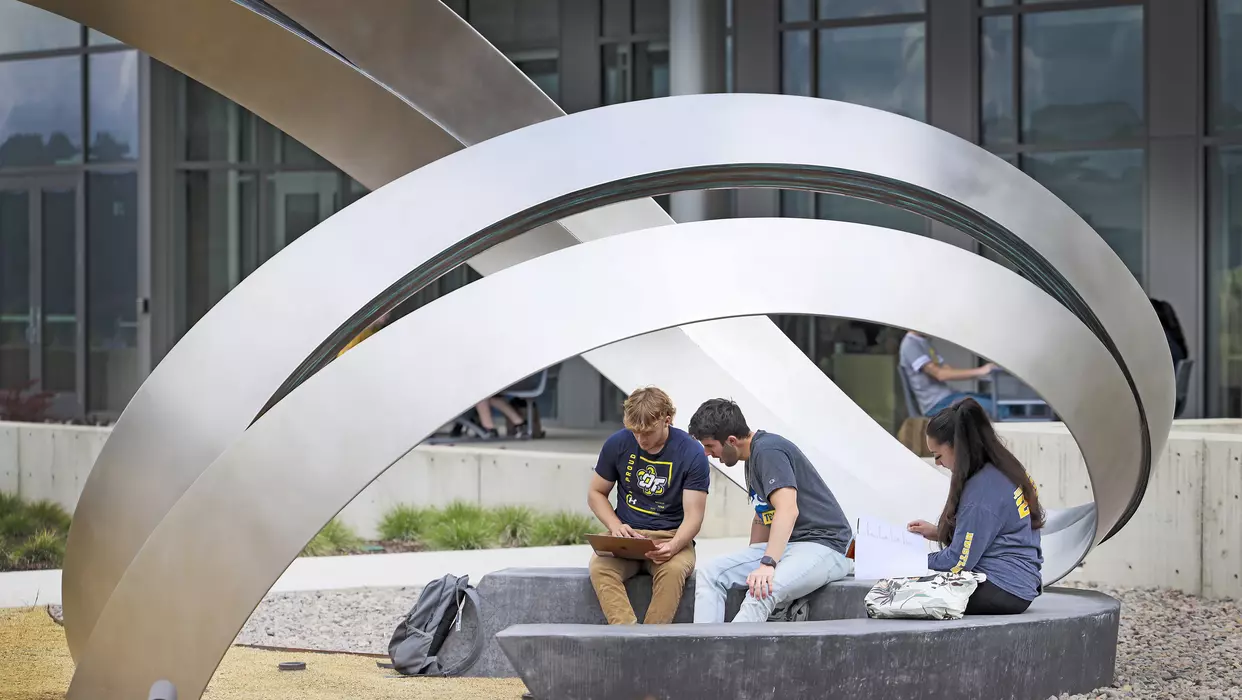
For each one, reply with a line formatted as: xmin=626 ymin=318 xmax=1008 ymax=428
xmin=928 ymin=464 xmax=1043 ymax=601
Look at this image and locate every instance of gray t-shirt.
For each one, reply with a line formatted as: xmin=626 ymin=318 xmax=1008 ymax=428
xmin=899 ymin=332 xmax=954 ymax=416
xmin=745 ymin=430 xmax=853 ymax=555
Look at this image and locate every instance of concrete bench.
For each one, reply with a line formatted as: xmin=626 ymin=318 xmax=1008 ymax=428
xmin=438 ymin=566 xmax=872 ymax=678
xmin=497 ymin=588 xmax=1120 ymax=700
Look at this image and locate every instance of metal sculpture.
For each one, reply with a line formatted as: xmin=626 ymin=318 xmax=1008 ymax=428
xmin=12 ymin=2 xmax=1172 ymax=699
xmin=67 ymin=219 xmax=1133 ymax=699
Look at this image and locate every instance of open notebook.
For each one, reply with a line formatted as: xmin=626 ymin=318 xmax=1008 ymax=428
xmin=852 ymin=516 xmax=938 ymax=580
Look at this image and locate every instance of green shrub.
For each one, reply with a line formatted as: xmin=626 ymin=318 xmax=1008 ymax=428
xmin=378 ymin=504 xmax=436 ymax=542
xmin=22 ymin=499 xmax=71 ymax=534
xmin=0 ymin=493 xmax=72 ymax=571
xmin=6 ymin=529 xmax=65 ymax=570
xmin=530 ymin=512 xmax=598 ymax=547
xmin=425 ymin=502 xmax=496 ymax=550
xmin=426 ymin=518 xmax=497 ymax=550
xmin=301 ymin=519 xmax=363 ymax=557
xmin=441 ymin=500 xmax=490 ymax=525
xmin=0 ymin=491 xmax=22 ymax=519
xmin=492 ymin=505 xmax=537 ymax=547
xmin=0 ymin=509 xmax=36 ymax=542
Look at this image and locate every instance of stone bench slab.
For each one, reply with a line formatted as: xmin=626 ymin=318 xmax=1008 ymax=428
xmin=497 ymin=588 xmax=1120 ymax=700
xmin=438 ymin=566 xmax=872 ymax=677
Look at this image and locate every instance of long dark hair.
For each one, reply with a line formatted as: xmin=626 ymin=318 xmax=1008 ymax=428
xmin=926 ymin=398 xmax=1044 ymax=546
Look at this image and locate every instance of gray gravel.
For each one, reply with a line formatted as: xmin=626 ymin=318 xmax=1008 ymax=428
xmin=234 ymin=587 xmax=421 ymax=655
xmin=223 ymin=582 xmax=1239 ymax=697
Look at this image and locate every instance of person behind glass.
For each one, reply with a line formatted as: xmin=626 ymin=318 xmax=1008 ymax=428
xmin=906 ymin=398 xmax=1044 ymax=615
xmin=586 ymin=386 xmax=711 ymax=625
xmin=899 ymin=331 xmax=998 ymax=417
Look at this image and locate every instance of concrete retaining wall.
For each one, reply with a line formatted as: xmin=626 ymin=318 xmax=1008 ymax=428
xmin=3 ymin=419 xmax=1240 ymax=599
xmin=995 ymin=423 xmax=1242 ymax=600
xmin=0 ymin=422 xmax=755 ymax=541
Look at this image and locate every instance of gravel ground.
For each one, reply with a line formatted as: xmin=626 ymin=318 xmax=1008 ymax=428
xmin=1060 ymin=582 xmax=1242 ymax=700
xmin=228 ymin=582 xmax=1242 ymax=698
xmin=235 ymin=586 xmax=422 ymax=655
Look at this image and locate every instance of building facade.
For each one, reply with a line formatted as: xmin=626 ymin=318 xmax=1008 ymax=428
xmin=0 ymin=0 xmax=1239 ymax=428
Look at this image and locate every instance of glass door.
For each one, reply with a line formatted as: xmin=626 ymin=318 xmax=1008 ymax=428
xmin=0 ymin=175 xmax=84 ymax=418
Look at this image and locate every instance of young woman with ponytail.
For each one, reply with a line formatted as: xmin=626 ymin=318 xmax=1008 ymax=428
xmin=906 ymin=398 xmax=1045 ymax=615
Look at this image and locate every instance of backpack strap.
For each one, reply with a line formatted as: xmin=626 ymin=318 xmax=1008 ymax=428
xmin=436 ymin=586 xmax=484 ymax=677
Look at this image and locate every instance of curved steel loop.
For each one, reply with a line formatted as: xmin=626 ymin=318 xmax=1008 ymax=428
xmin=27 ymin=0 xmax=1167 ymax=661
xmin=53 ymin=92 xmax=1168 ymax=658
xmin=25 ymin=0 xmax=908 ymax=660
xmin=67 ymin=220 xmax=1133 ymax=700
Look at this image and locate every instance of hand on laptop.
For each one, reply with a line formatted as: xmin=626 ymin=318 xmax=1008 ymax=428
xmin=609 ymin=523 xmax=644 ymax=538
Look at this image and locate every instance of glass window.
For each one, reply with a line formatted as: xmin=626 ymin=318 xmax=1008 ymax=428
xmin=263 ymin=171 xmax=339 ymax=264
xmin=634 ymin=0 xmax=668 ymax=35
xmin=981 ymin=16 xmax=1015 ymax=146
xmin=87 ymin=172 xmax=139 ymax=413
xmin=274 ymin=132 xmax=332 ymax=169
xmin=0 ymin=0 xmax=80 ymax=54
xmin=781 ymin=30 xmax=812 ymax=96
xmin=512 ymin=52 xmax=560 ymax=102
xmin=1020 ymin=7 xmax=1144 ymax=144
xmin=179 ymin=77 xmax=256 ymax=163
xmin=816 ymin=0 xmax=924 ymax=20
xmin=981 ymin=0 xmax=1011 ymax=6
xmin=177 ymin=170 xmax=259 ymax=332
xmin=87 ymin=28 xmax=122 ymax=45
xmin=602 ymin=42 xmax=668 ymax=104
xmin=471 ymin=0 xmax=558 ymax=45
xmin=0 ymin=188 xmax=29 ymax=390
xmin=41 ymin=186 xmax=76 ymax=394
xmin=0 ymin=56 xmax=83 ymax=168
xmin=817 ymin=193 xmax=927 ymax=236
xmin=782 ymin=0 xmax=812 ymax=23
xmin=602 ymin=0 xmax=631 ymax=36
xmin=1023 ymin=149 xmax=1144 ymax=283
xmin=1208 ymin=147 xmax=1242 ymax=416
xmin=88 ymin=50 xmax=139 ymax=162
xmin=1210 ymin=0 xmax=1242 ymax=134
xmin=780 ymin=190 xmax=927 ymax=235
xmin=818 ymin=23 xmax=926 ymax=121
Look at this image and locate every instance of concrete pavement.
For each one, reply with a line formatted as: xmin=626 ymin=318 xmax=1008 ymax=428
xmin=0 ymin=537 xmax=753 ymax=608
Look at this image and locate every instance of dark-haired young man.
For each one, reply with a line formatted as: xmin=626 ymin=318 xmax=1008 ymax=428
xmin=687 ymin=398 xmax=853 ymax=623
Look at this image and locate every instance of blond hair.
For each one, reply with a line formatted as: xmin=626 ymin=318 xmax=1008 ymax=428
xmin=622 ymin=386 xmax=676 ymax=432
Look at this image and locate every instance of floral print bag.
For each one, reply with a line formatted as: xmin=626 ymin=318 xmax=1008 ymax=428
xmin=863 ymin=571 xmax=987 ymax=620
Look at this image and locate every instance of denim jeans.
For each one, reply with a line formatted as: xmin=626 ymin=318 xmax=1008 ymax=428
xmin=693 ymin=541 xmax=851 ymax=623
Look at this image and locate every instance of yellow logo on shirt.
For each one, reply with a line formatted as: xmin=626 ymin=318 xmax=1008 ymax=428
xmin=1013 ymin=487 xmax=1030 ymax=519
xmin=951 ymin=532 xmax=974 ymax=573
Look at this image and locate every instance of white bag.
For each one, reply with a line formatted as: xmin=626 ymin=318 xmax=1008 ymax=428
xmin=864 ymin=571 xmax=986 ymax=620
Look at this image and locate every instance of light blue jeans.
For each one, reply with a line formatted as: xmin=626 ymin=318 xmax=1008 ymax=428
xmin=693 ymin=541 xmax=852 ymax=623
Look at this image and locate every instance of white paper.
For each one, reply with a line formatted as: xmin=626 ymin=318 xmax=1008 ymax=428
xmin=852 ymin=515 xmax=935 ymax=581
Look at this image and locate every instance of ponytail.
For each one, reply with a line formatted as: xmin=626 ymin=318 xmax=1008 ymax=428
xmin=926 ymin=398 xmax=1044 ymax=546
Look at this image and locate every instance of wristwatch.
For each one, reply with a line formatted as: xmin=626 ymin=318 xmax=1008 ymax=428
xmin=760 ymin=555 xmax=778 ymax=568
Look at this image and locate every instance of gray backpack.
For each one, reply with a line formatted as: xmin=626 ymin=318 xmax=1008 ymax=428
xmin=382 ymin=574 xmax=483 ymax=676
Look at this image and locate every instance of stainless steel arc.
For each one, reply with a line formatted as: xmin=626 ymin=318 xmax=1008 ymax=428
xmin=66 ymin=220 xmax=1132 ymax=700
xmin=24 ymin=0 xmax=917 ymax=662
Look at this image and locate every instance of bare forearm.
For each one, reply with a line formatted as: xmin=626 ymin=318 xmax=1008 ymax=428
xmin=750 ymin=517 xmax=770 ymax=545
xmin=588 ymin=491 xmax=622 ymax=530
xmin=764 ymin=508 xmax=798 ymax=561
xmin=933 ymin=365 xmax=985 ymax=382
xmin=671 ymin=511 xmax=703 ymax=549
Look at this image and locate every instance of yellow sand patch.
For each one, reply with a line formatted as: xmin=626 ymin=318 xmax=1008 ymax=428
xmin=0 ymin=607 xmax=527 ymax=700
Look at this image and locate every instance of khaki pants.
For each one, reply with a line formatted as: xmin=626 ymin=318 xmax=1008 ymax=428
xmin=588 ymin=529 xmax=695 ymax=625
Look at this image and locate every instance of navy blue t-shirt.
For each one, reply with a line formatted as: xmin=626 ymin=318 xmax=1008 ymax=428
xmin=928 ymin=464 xmax=1044 ymax=601
xmin=594 ymin=427 xmax=711 ymax=531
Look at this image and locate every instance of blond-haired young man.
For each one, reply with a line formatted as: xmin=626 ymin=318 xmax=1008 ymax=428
xmin=586 ymin=386 xmax=711 ymax=624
